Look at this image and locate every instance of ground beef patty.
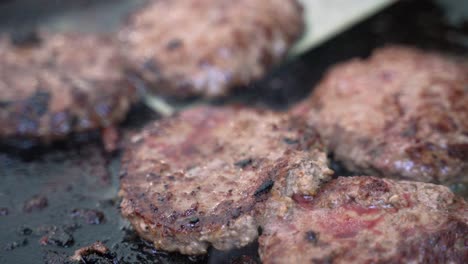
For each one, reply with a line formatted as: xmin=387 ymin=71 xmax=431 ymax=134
xmin=259 ymin=176 xmax=468 ymax=264
xmin=120 ymin=0 xmax=304 ymax=97
xmin=0 ymin=33 xmax=136 ymax=142
xmin=119 ymin=106 xmax=332 ymax=255
xmin=295 ymin=46 xmax=468 ymax=186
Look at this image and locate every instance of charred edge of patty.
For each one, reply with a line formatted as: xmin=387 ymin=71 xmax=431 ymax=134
xmin=0 ymin=79 xmax=137 ymax=142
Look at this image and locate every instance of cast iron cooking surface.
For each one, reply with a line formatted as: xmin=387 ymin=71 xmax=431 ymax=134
xmin=0 ymin=0 xmax=467 ymax=263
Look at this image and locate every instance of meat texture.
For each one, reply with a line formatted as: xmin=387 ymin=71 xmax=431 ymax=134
xmin=120 ymin=0 xmax=304 ymax=97
xmin=119 ymin=106 xmax=332 ymax=255
xmin=295 ymin=46 xmax=468 ymax=186
xmin=0 ymin=33 xmax=136 ymax=142
xmin=259 ymin=176 xmax=468 ymax=264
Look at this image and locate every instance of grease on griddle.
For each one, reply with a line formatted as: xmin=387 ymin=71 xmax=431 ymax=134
xmin=70 ymin=208 xmax=105 ymax=225
xmin=0 ymin=207 xmax=9 ymax=216
xmin=4 ymin=238 xmax=28 ymax=251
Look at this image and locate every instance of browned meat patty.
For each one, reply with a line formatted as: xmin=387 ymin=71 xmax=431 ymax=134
xmin=295 ymin=46 xmax=468 ymax=186
xmin=0 ymin=33 xmax=136 ymax=142
xmin=259 ymin=176 xmax=468 ymax=264
xmin=119 ymin=106 xmax=332 ymax=255
xmin=120 ymin=0 xmax=304 ymax=97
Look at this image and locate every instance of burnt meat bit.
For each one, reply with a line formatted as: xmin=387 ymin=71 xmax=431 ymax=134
xmin=259 ymin=176 xmax=468 ymax=264
xmin=23 ymin=194 xmax=48 ymax=213
xmin=0 ymin=33 xmax=136 ymax=142
xmin=4 ymin=239 xmax=28 ymax=251
xmin=70 ymin=208 xmax=105 ymax=225
xmin=296 ymin=46 xmax=468 ymax=186
xmin=39 ymin=227 xmax=74 ymax=248
xmin=119 ymin=105 xmax=332 ymax=255
xmin=120 ymin=0 xmax=304 ymax=97
xmin=69 ymin=241 xmax=113 ymax=262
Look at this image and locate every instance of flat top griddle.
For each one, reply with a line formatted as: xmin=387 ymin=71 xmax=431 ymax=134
xmin=0 ymin=0 xmax=467 ymax=263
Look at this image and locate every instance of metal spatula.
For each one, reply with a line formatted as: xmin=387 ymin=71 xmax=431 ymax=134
xmin=290 ymin=0 xmax=397 ymax=56
xmin=147 ymin=0 xmax=397 ymax=115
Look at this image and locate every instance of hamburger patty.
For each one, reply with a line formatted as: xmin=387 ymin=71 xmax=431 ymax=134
xmin=259 ymin=176 xmax=468 ymax=264
xmin=119 ymin=106 xmax=332 ymax=255
xmin=295 ymin=46 xmax=468 ymax=185
xmin=120 ymin=0 xmax=304 ymax=97
xmin=0 ymin=33 xmax=136 ymax=142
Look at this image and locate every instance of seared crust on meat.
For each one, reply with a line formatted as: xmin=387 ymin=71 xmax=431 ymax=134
xmin=0 ymin=33 xmax=136 ymax=142
xmin=295 ymin=46 xmax=468 ymax=185
xmin=259 ymin=176 xmax=468 ymax=264
xmin=120 ymin=0 xmax=304 ymax=97
xmin=119 ymin=106 xmax=331 ymax=255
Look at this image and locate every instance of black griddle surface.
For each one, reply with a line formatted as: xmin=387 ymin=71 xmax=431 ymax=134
xmin=0 ymin=0 xmax=467 ymax=263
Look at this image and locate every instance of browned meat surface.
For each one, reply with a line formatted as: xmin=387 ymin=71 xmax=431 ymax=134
xmin=259 ymin=176 xmax=468 ymax=264
xmin=70 ymin=241 xmax=111 ymax=262
xmin=119 ymin=106 xmax=332 ymax=255
xmin=0 ymin=33 xmax=136 ymax=142
xmin=295 ymin=46 xmax=468 ymax=186
xmin=120 ymin=0 xmax=304 ymax=97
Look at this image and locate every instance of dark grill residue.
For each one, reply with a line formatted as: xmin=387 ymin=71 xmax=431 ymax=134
xmin=254 ymin=179 xmax=275 ymax=197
